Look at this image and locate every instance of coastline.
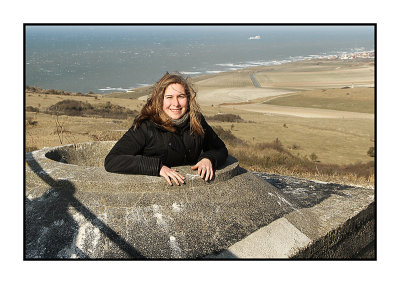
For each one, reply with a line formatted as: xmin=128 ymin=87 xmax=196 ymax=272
xmin=102 ymin=56 xmax=375 ymax=113
xmin=29 ymin=50 xmax=375 ymax=96
xmin=25 ymin=55 xmax=375 ymax=170
xmin=127 ymin=50 xmax=374 ymax=95
xmin=189 ymin=57 xmax=374 ymax=106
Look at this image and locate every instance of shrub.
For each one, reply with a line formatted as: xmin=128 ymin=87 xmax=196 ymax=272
xmin=367 ymin=147 xmax=375 ymax=157
xmin=26 ymin=86 xmax=73 ymax=96
xmin=46 ymin=99 xmax=138 ymax=119
xmin=206 ymin=113 xmax=244 ymax=123
xmin=26 ymin=106 xmax=39 ymax=112
xmin=26 ymin=86 xmax=40 ymax=92
xmin=310 ymin=152 xmax=318 ymax=162
xmin=228 ymin=142 xmax=374 ymax=181
xmin=289 ymin=143 xmax=300 ymax=150
xmin=43 ymin=89 xmax=71 ymax=95
xmin=48 ymin=99 xmax=93 ymax=115
xmin=256 ymin=138 xmax=285 ymax=152
xmin=340 ymin=161 xmax=375 ymax=179
xmin=211 ymin=125 xmax=246 ymax=146
xmin=26 ymin=117 xmax=38 ymax=126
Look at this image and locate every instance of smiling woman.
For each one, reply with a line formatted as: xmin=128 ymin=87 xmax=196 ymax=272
xmin=104 ymin=72 xmax=228 ymax=186
xmin=163 ymin=83 xmax=188 ymax=120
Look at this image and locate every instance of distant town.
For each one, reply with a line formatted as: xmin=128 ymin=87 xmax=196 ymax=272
xmin=330 ymin=51 xmax=375 ymax=60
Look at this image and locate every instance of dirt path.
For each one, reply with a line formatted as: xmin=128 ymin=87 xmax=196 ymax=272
xmin=221 ymin=103 xmax=374 ymax=119
xmin=250 ymin=72 xmax=261 ymax=88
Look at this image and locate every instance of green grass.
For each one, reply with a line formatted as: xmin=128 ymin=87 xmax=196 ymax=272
xmin=264 ymin=87 xmax=374 ymax=113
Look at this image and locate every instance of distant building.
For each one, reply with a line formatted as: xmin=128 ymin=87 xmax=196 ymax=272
xmin=338 ymin=51 xmax=374 ymax=60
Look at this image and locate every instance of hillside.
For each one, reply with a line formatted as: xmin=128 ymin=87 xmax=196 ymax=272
xmin=25 ymin=58 xmax=375 ymax=186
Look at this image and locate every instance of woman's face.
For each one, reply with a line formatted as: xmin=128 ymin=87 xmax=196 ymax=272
xmin=162 ymin=83 xmax=188 ymax=120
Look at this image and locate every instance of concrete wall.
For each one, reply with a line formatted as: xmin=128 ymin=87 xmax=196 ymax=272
xmin=210 ymin=184 xmax=375 ymax=259
xmin=25 ymin=142 xmax=376 ymax=259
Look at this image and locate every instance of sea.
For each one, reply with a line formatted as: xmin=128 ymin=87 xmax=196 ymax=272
xmin=25 ymin=25 xmax=375 ymax=94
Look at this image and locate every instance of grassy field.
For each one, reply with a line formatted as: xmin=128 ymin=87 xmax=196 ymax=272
xmin=25 ymin=92 xmax=142 ymax=151
xmin=25 ymin=58 xmax=375 ymax=187
xmin=263 ymin=87 xmax=374 ymax=113
xmin=201 ymin=106 xmax=374 ymax=166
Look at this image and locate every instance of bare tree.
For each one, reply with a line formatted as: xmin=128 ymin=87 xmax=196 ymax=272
xmin=54 ymin=107 xmax=65 ymax=145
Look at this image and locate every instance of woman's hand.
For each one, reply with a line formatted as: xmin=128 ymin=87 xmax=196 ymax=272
xmin=160 ymin=165 xmax=185 ymax=186
xmin=191 ymin=158 xmax=213 ymax=181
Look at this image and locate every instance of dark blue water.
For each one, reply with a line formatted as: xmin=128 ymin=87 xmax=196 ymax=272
xmin=25 ymin=25 xmax=374 ymax=94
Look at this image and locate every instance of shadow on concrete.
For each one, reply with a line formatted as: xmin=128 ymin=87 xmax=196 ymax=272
xmin=25 ymin=152 xmax=145 ymax=259
xmin=25 ymin=186 xmax=87 ymax=258
xmin=253 ymin=173 xmax=354 ymax=209
xmin=203 ymin=250 xmax=239 ymax=259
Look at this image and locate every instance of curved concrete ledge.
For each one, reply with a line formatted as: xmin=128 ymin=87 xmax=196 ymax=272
xmin=26 ymin=141 xmax=239 ymax=195
xmin=25 ymin=142 xmax=375 ymax=259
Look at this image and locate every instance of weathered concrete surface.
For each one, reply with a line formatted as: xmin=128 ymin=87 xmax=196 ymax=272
xmin=28 ymin=141 xmax=240 ymax=193
xmin=25 ymin=142 xmax=295 ymax=259
xmin=25 ymin=142 xmax=375 ymax=259
xmin=209 ymin=174 xmax=375 ymax=259
xmin=213 ymin=217 xmax=312 ymax=258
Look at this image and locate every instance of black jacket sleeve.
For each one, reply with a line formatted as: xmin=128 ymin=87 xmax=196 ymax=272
xmin=198 ymin=117 xmax=228 ymax=169
xmin=104 ymin=123 xmax=162 ymax=176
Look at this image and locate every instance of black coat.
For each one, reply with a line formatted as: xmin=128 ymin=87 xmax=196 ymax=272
xmin=104 ymin=115 xmax=228 ymax=176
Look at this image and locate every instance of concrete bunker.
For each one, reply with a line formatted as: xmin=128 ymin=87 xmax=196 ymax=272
xmin=25 ymin=141 xmax=375 ymax=259
xmin=44 ymin=142 xmax=111 ymax=167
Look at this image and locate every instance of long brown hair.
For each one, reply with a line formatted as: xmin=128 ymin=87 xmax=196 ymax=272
xmin=134 ymin=72 xmax=204 ymax=136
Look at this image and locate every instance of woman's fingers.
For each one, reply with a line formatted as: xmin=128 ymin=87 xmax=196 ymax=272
xmin=205 ymin=168 xmax=210 ymax=181
xmin=170 ymin=171 xmax=185 ymax=186
xmin=199 ymin=166 xmax=211 ymax=181
xmin=172 ymin=170 xmax=185 ymax=184
xmin=162 ymin=175 xmax=173 ymax=186
xmin=192 ymin=159 xmax=213 ymax=182
xmin=170 ymin=174 xmax=180 ymax=186
xmin=162 ymin=159 xmax=216 ymax=185
xmin=160 ymin=166 xmax=185 ymax=186
xmin=198 ymin=167 xmax=203 ymax=177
